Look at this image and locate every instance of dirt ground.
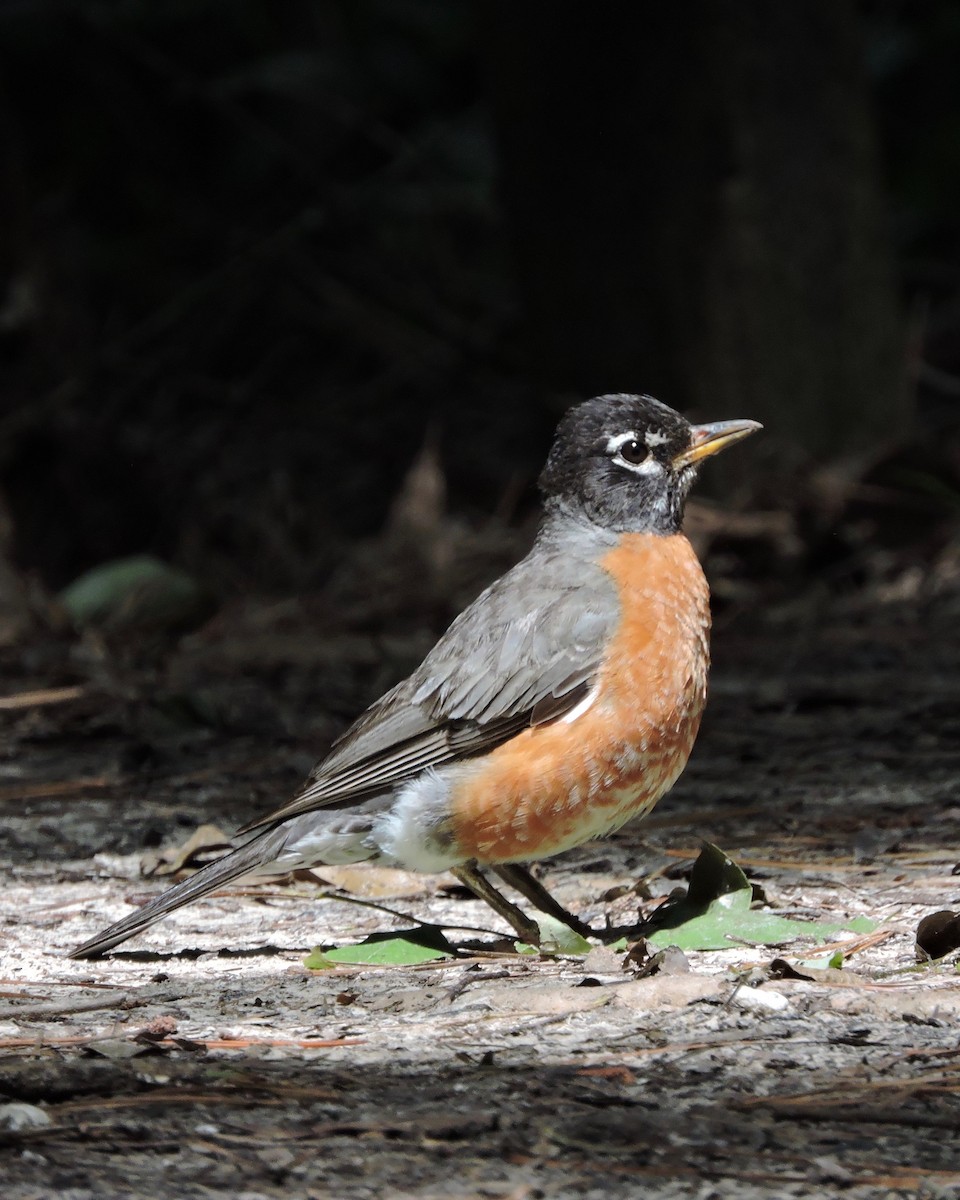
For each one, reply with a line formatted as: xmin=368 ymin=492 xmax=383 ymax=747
xmin=2 ymin=561 xmax=960 ymax=1199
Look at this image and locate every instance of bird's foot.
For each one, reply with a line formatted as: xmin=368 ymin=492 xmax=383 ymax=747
xmin=491 ymin=863 xmax=598 ymax=941
xmin=451 ymin=863 xmax=544 ymax=946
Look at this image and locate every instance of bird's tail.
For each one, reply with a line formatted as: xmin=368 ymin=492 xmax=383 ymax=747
xmin=69 ymin=827 xmax=285 ymax=959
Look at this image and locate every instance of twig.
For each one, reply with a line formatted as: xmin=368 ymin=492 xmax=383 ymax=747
xmin=0 ymin=1034 xmax=97 ymax=1050
xmin=0 ymin=993 xmax=133 ymax=1021
xmin=312 ymin=888 xmax=512 ymax=939
xmin=0 ymin=685 xmax=85 ymax=710
xmin=162 ymin=1036 xmax=364 ymax=1051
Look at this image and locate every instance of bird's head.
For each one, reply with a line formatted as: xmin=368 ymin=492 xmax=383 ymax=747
xmin=539 ymin=393 xmax=761 ymax=535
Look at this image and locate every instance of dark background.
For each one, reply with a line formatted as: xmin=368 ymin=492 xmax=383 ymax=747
xmin=0 ymin=0 xmax=958 ymax=613
xmin=3 ymin=15 xmax=960 ymax=1192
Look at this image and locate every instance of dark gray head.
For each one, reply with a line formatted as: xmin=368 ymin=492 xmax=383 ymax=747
xmin=539 ymin=393 xmax=761 ymax=535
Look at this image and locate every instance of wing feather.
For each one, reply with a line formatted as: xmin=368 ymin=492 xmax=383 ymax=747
xmin=243 ymin=543 xmax=620 ymax=832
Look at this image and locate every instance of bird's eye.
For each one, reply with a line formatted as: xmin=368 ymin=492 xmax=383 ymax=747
xmin=617 ymin=439 xmax=648 ymax=465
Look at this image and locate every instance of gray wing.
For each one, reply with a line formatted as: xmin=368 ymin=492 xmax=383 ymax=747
xmin=243 ymin=547 xmax=619 ymax=831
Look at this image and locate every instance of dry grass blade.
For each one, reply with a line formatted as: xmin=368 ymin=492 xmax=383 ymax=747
xmin=0 ymin=685 xmax=85 ymax=710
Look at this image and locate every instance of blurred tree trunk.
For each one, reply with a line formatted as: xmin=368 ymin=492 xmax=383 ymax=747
xmin=482 ymin=1 xmax=903 ymax=457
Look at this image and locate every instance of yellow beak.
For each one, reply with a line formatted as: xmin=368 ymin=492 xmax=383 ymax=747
xmin=672 ymin=419 xmax=762 ymax=469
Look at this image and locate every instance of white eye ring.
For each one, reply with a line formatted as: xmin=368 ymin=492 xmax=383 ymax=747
xmin=605 ymin=431 xmax=639 ymax=455
xmin=605 ymin=431 xmax=662 ymax=476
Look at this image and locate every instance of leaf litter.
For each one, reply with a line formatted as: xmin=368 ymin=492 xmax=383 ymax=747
xmin=3 ymin=572 xmax=960 ymax=1196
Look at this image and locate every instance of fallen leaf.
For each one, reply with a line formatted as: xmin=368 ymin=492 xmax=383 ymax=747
xmin=309 ymin=864 xmax=433 ymax=899
xmin=648 ymin=887 xmax=874 ymax=952
xmin=59 ymin=555 xmax=210 ymax=633
xmin=916 ymin=910 xmax=960 ymax=961
xmin=769 ymin=958 xmax=865 ymax=986
xmin=141 ymin=825 xmax=233 ymax=878
xmin=581 ymin=944 xmax=629 ymax=974
xmin=646 ymin=844 xmax=874 ymax=952
xmin=305 ymin=928 xmax=455 ymax=968
xmin=685 ymin=841 xmax=751 ymax=906
xmin=515 ymin=915 xmax=592 ymax=956
xmin=632 ymin=945 xmax=692 ymax=978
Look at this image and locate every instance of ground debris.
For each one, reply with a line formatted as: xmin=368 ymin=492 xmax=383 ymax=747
xmin=2 ymin=580 xmax=960 ymax=1197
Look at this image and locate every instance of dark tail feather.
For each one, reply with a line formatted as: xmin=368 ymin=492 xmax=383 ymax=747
xmin=69 ymin=830 xmax=283 ymax=959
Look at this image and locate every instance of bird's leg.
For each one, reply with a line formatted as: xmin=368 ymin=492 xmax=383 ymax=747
xmin=451 ymin=863 xmax=542 ymax=946
xmin=492 ymin=863 xmax=597 ymax=940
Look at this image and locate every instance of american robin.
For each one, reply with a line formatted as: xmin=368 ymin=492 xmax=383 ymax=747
xmin=71 ymin=393 xmax=760 ymax=958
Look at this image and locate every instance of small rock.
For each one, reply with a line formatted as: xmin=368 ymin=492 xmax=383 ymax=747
xmin=729 ymin=985 xmax=790 ymax=1013
xmin=0 ymin=1102 xmax=51 ymax=1131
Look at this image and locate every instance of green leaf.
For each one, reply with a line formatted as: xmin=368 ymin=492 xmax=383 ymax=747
xmin=514 ymin=914 xmax=593 ymax=956
xmin=304 ymin=928 xmax=455 ymax=969
xmin=644 ymin=843 xmax=875 ymax=952
xmin=648 ymin=890 xmax=875 ymax=952
xmin=59 ymin=555 xmax=208 ymax=633
xmin=303 ymin=949 xmax=337 ymax=970
xmin=796 ymin=950 xmax=846 ymax=971
xmin=685 ymin=841 xmax=750 ymax=906
xmin=540 ymin=915 xmax=593 ymax=954
xmin=644 ymin=842 xmax=750 ymax=936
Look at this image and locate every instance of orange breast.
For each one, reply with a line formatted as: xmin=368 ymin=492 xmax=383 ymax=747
xmin=447 ymin=532 xmax=711 ymax=864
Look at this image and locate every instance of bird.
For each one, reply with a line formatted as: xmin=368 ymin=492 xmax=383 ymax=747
xmin=71 ymin=393 xmax=760 ymax=958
